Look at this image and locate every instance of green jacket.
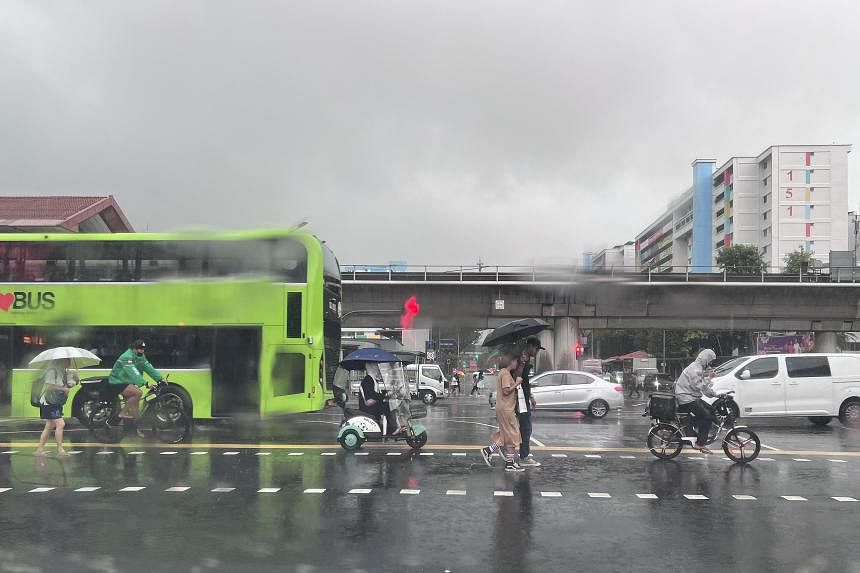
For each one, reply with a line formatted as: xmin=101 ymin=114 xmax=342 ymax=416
xmin=108 ymin=348 xmax=164 ymax=387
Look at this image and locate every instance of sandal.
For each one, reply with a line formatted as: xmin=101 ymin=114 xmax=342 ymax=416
xmin=695 ymin=446 xmax=713 ymax=454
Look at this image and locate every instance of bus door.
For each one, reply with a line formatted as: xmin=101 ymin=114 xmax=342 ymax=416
xmin=212 ymin=327 xmax=261 ymax=416
xmin=264 ymin=288 xmax=313 ymax=413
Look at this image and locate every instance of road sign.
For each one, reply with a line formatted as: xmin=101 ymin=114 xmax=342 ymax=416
xmin=495 ymin=299 xmax=505 ymax=310
xmin=439 ymin=339 xmax=456 ymax=349
xmin=427 ymin=350 xmax=436 ymax=361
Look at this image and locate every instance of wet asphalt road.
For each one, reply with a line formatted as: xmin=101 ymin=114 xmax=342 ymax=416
xmin=1 ymin=395 xmax=860 ymax=573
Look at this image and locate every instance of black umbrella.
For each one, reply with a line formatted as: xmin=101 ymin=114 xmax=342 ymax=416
xmin=480 ymin=318 xmax=550 ymax=347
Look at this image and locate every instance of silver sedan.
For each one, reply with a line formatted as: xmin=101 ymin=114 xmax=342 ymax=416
xmin=530 ymin=370 xmax=624 ymax=417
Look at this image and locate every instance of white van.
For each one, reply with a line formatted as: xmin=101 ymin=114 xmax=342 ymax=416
xmin=709 ymin=353 xmax=860 ymax=427
xmin=405 ymin=363 xmax=447 ymax=405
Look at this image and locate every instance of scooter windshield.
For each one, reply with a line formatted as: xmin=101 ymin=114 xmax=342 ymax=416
xmin=378 ymin=362 xmax=409 ymax=400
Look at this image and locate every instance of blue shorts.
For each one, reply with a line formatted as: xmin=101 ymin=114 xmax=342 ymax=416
xmin=39 ymin=405 xmax=64 ymax=420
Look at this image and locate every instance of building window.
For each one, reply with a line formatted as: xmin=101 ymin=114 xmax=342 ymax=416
xmin=763 ymin=194 xmax=769 ymax=204
xmin=763 ymin=211 xmax=769 ymax=221
xmin=763 ymin=177 xmax=769 ymax=187
xmin=716 ymin=208 xmax=725 ymax=218
xmin=762 ymin=159 xmax=769 ymax=170
xmin=763 ymin=228 xmax=769 ymax=237
xmin=716 ymin=224 xmax=724 ymax=233
xmin=716 ymin=240 xmax=725 ymax=248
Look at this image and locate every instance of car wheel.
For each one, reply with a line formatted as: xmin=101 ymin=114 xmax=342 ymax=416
xmin=839 ymin=399 xmax=860 ymax=428
xmin=588 ymin=400 xmax=609 ymax=418
xmin=421 ymin=391 xmax=437 ymax=406
xmin=808 ymin=416 xmax=833 ymax=426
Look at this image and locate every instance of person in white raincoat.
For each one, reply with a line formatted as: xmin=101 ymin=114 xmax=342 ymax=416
xmin=674 ymin=349 xmax=718 ymax=454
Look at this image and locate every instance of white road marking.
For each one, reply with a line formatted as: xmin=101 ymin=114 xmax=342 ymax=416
xmin=211 ymin=487 xmax=235 ymax=493
xmin=722 ymin=458 xmax=731 ymax=461
xmin=793 ymin=459 xmax=812 ymax=462
xmin=28 ymin=487 xmax=55 ymax=493
xmin=1 ymin=451 xmax=18 ymax=454
xmin=530 ymin=437 xmax=546 ymax=447
xmin=584 ymin=455 xmax=602 ymax=459
xmin=619 ymin=455 xmax=636 ymax=459
xmin=551 ymin=454 xmax=568 ymax=458
xmin=190 ymin=451 xmax=208 ymax=455
xmin=761 ymin=444 xmax=780 ymax=451
xmin=419 ymin=452 xmax=434 ymax=456
xmin=733 ymin=495 xmax=757 ymax=501
xmin=96 ymin=451 xmax=114 ymax=455
xmin=687 ymin=457 xmax=706 ymax=460
xmin=400 ymin=489 xmax=421 ymax=495
xmin=446 ymin=490 xmax=467 ymax=496
xmin=494 ymin=491 xmax=514 ymax=497
xmin=74 ymin=487 xmax=101 ymax=492
xmin=304 ymin=488 xmax=326 ymax=494
xmin=165 ymin=487 xmax=190 ymax=492
xmin=540 ymin=491 xmax=563 ymax=497
xmin=832 ymin=497 xmax=858 ymax=502
xmin=68 ymin=451 xmax=83 ymax=455
xmin=447 ymin=420 xmax=499 ymax=430
xmin=636 ymin=494 xmax=658 ymax=499
xmin=684 ymin=494 xmax=708 ymax=500
xmin=255 ymin=452 xmax=271 ymax=456
xmin=828 ymin=459 xmax=847 ymax=463
xmin=222 ymin=451 xmax=240 ymax=456
xmin=119 ymin=487 xmax=145 ymax=492
xmin=159 ymin=451 xmax=178 ymax=455
xmin=588 ymin=492 xmax=611 ymax=498
xmin=288 ymin=452 xmax=304 ymax=456
xmin=452 ymin=453 xmax=467 ymax=456
xmin=781 ymin=496 xmax=807 ymax=501
xmin=258 ymin=488 xmax=281 ymax=493
xmin=320 ymin=452 xmax=337 ymax=456
xmin=757 ymin=457 xmax=775 ymax=461
xmin=349 ymin=489 xmax=372 ymax=494
xmin=354 ymin=452 xmax=369 ymax=456
xmin=386 ymin=452 xmax=401 ymax=456
xmin=0 ymin=488 xmax=11 ymax=493
xmin=128 ymin=451 xmax=145 ymax=455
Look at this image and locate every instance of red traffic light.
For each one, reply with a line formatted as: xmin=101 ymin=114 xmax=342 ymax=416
xmin=574 ymin=344 xmax=583 ymax=357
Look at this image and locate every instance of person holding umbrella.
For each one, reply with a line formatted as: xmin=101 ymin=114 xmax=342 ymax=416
xmin=28 ymin=346 xmax=100 ymax=457
xmin=480 ymin=353 xmax=524 ymax=472
xmin=34 ymin=358 xmax=77 ymax=457
xmin=515 ymin=337 xmax=545 ymax=468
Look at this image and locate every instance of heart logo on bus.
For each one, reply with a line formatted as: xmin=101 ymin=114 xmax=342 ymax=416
xmin=0 ymin=293 xmax=13 ymax=311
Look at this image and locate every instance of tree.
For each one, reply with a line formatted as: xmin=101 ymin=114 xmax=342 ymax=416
xmin=784 ymin=246 xmax=813 ymax=274
xmin=716 ymin=244 xmax=766 ymax=275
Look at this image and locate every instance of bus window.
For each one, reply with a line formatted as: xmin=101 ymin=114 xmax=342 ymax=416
xmin=138 ymin=241 xmax=206 ymax=280
xmin=0 ymin=242 xmax=75 ymax=282
xmin=69 ymin=242 xmax=136 ymax=282
xmin=271 ymin=352 xmax=306 ymax=396
xmin=271 ymin=238 xmax=308 ymax=283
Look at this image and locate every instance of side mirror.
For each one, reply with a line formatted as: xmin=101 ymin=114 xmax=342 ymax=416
xmin=739 ymin=370 xmax=751 ymax=380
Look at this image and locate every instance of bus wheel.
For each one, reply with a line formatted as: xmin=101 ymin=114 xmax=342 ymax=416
xmin=420 ymin=391 xmax=437 ymax=406
xmin=406 ymin=431 xmax=428 ymax=450
xmin=339 ymin=429 xmax=364 ymax=451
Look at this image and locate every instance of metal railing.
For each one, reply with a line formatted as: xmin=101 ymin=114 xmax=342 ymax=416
xmin=341 ymin=264 xmax=860 ymax=284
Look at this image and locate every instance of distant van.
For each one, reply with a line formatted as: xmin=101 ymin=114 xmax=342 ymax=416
xmin=709 ymin=353 xmax=860 ymax=427
xmin=405 ymin=363 xmax=447 ymax=405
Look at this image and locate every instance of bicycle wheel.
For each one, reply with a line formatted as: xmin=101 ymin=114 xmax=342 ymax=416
xmin=151 ymin=405 xmax=190 ymax=444
xmin=722 ymin=428 xmax=761 ymax=463
xmin=647 ymin=423 xmax=683 ymax=459
xmin=88 ymin=403 xmax=124 ymax=444
xmin=156 ymin=393 xmax=185 ymax=422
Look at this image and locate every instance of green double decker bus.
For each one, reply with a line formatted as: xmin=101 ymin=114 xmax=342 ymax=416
xmin=0 ymin=229 xmax=341 ymax=419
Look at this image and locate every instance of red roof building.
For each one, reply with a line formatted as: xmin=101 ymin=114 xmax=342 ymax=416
xmin=0 ymin=196 xmax=134 ymax=233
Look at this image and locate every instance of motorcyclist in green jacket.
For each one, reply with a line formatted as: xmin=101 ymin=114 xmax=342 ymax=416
xmin=108 ymin=339 xmax=164 ymax=425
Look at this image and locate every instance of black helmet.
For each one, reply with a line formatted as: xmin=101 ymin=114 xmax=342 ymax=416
xmin=132 ymin=339 xmax=146 ymax=350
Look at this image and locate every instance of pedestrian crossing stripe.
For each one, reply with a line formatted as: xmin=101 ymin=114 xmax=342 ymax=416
xmin=400 ymin=489 xmax=420 ymax=495
xmin=119 ymin=487 xmax=145 ymax=492
xmin=304 ymin=489 xmax=326 ymax=494
xmin=258 ymin=488 xmax=281 ymax=493
xmin=540 ymin=492 xmax=563 ymax=497
xmin=781 ymin=496 xmax=807 ymax=501
xmin=832 ymin=497 xmax=858 ymax=502
xmin=588 ymin=493 xmax=611 ymax=498
xmin=28 ymin=487 xmax=54 ymax=493
xmin=494 ymin=491 xmax=514 ymax=497
xmin=74 ymin=487 xmax=100 ymax=492
xmin=211 ymin=488 xmax=235 ymax=493
xmin=446 ymin=490 xmax=467 ymax=496
xmin=0 ymin=488 xmax=11 ymax=493
xmin=166 ymin=487 xmax=190 ymax=492
xmin=349 ymin=489 xmax=371 ymax=494
xmin=636 ymin=494 xmax=658 ymax=499
xmin=684 ymin=494 xmax=708 ymax=500
xmin=732 ymin=495 xmax=757 ymax=500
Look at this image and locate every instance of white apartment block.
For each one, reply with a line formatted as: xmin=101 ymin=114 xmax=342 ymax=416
xmin=591 ymin=242 xmax=636 ymax=271
xmin=712 ymin=144 xmax=851 ymax=271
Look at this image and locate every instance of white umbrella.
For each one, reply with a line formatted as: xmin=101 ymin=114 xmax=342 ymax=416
xmin=28 ymin=347 xmax=101 ymax=369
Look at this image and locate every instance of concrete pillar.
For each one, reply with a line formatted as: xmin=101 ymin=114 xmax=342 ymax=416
xmin=548 ymin=317 xmax=579 ymax=371
xmin=813 ymin=331 xmax=838 ymax=352
xmin=692 ymin=159 xmax=716 ymax=273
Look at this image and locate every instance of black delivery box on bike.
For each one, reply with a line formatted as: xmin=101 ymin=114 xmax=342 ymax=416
xmin=647 ymin=392 xmax=677 ymax=421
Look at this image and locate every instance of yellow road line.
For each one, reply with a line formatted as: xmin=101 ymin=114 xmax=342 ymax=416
xmin=1 ymin=441 xmax=860 ymax=457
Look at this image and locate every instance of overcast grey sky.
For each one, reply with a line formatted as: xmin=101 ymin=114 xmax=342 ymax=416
xmin=2 ymin=1 xmax=859 ymax=265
